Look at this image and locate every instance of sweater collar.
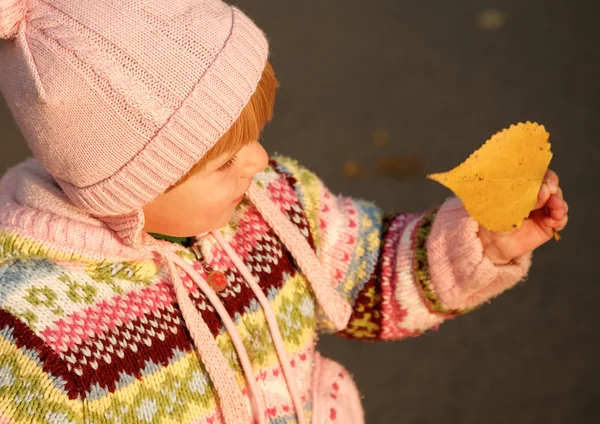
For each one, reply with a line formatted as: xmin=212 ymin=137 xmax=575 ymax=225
xmin=0 ymin=158 xmax=172 ymax=261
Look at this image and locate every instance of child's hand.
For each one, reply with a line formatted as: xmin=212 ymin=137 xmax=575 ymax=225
xmin=477 ymin=170 xmax=569 ymax=265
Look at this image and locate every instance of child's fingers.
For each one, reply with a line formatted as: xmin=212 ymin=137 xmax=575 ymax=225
xmin=555 ymin=186 xmax=563 ymax=200
xmin=558 ymin=215 xmax=568 ymax=231
xmin=543 ymin=170 xmax=559 ymax=194
xmin=543 ymin=214 xmax=568 ymax=231
xmin=547 ymin=190 xmax=564 ymax=209
xmin=535 ymin=182 xmax=551 ymax=209
xmin=550 ymin=205 xmax=567 ymax=220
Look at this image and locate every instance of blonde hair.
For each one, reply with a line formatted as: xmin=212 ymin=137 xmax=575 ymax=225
xmin=173 ymin=61 xmax=278 ymax=187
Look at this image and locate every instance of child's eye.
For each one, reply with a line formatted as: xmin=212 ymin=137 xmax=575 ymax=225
xmin=217 ymin=155 xmax=238 ymax=172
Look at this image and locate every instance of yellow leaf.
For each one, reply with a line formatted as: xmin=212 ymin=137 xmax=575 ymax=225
xmin=427 ymin=122 xmax=553 ymax=232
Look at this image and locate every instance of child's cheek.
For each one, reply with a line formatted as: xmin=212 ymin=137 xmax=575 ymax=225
xmin=213 ymin=173 xmax=238 ymax=199
xmin=200 ymin=179 xmax=235 ymax=211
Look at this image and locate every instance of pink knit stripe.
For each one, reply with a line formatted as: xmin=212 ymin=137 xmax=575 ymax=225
xmin=253 ymin=345 xmax=316 ymax=419
xmin=311 ymin=354 xmax=365 ymax=424
xmin=320 ymin=194 xmax=362 ymax=289
xmin=190 ymin=411 xmax=222 ymax=424
xmin=378 ymin=213 xmax=413 ymax=340
xmin=254 ymin=344 xmax=315 ymax=385
xmin=263 ymin=169 xmax=318 ymax=246
xmin=265 ymin=176 xmax=299 ymax=212
xmin=41 ymin=282 xmax=174 ymax=352
xmin=327 ymin=198 xmax=362 ymax=284
xmin=311 ymin=352 xmax=323 ymax=421
xmin=260 ymin=392 xmax=308 ymax=421
xmin=58 ymin=9 xmax=268 ymax=217
xmin=215 ymin=205 xmax=273 ymax=266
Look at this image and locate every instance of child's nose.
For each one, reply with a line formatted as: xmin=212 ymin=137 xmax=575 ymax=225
xmin=243 ymin=142 xmax=269 ymax=177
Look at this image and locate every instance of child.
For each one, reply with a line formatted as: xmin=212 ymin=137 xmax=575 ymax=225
xmin=0 ymin=0 xmax=568 ymax=423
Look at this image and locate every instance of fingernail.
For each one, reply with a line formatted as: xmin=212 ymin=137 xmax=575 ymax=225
xmin=549 ymin=180 xmax=558 ymax=192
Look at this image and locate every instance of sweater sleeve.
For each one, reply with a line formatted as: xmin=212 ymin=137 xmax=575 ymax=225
xmin=269 ymin=156 xmax=532 ymax=339
xmin=0 ymin=309 xmax=84 ymax=423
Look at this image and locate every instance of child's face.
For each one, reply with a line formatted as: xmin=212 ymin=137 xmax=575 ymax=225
xmin=142 ymin=141 xmax=269 ymax=237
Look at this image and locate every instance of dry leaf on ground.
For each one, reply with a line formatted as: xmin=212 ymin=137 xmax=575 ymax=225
xmin=427 ymin=122 xmax=553 ymax=232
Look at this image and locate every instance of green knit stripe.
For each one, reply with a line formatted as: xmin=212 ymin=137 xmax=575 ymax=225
xmin=413 ymin=210 xmax=473 ymax=317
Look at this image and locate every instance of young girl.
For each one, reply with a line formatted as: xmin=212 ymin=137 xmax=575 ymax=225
xmin=0 ymin=0 xmax=568 ymax=423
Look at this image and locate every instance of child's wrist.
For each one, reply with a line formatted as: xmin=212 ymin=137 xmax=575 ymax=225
xmin=477 ymin=227 xmax=515 ymax=266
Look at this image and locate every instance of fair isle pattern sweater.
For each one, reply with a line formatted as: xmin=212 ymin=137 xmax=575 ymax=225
xmin=0 ymin=156 xmax=531 ymax=424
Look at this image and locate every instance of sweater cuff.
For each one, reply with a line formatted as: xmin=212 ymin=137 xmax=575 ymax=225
xmin=421 ymin=197 xmax=532 ymax=314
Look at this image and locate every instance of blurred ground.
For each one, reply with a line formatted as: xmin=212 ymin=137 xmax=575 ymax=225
xmin=2 ymin=0 xmax=599 ymax=423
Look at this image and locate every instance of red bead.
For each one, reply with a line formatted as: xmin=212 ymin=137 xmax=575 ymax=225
xmin=207 ymin=271 xmax=228 ymax=292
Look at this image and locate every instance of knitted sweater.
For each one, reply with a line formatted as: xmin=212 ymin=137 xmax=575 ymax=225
xmin=0 ymin=156 xmax=531 ymax=424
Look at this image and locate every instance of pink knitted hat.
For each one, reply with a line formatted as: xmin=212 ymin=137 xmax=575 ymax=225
xmin=0 ymin=0 xmax=269 ymax=217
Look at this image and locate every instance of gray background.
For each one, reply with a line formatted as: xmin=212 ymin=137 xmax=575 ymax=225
xmin=1 ymin=0 xmax=599 ymax=423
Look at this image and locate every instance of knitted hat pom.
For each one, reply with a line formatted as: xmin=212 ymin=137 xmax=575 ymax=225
xmin=0 ymin=0 xmax=27 ymax=39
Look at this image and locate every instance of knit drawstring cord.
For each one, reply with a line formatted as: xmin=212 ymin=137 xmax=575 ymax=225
xmin=151 ymin=245 xmax=266 ymax=424
xmin=213 ymin=231 xmax=308 ymax=424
